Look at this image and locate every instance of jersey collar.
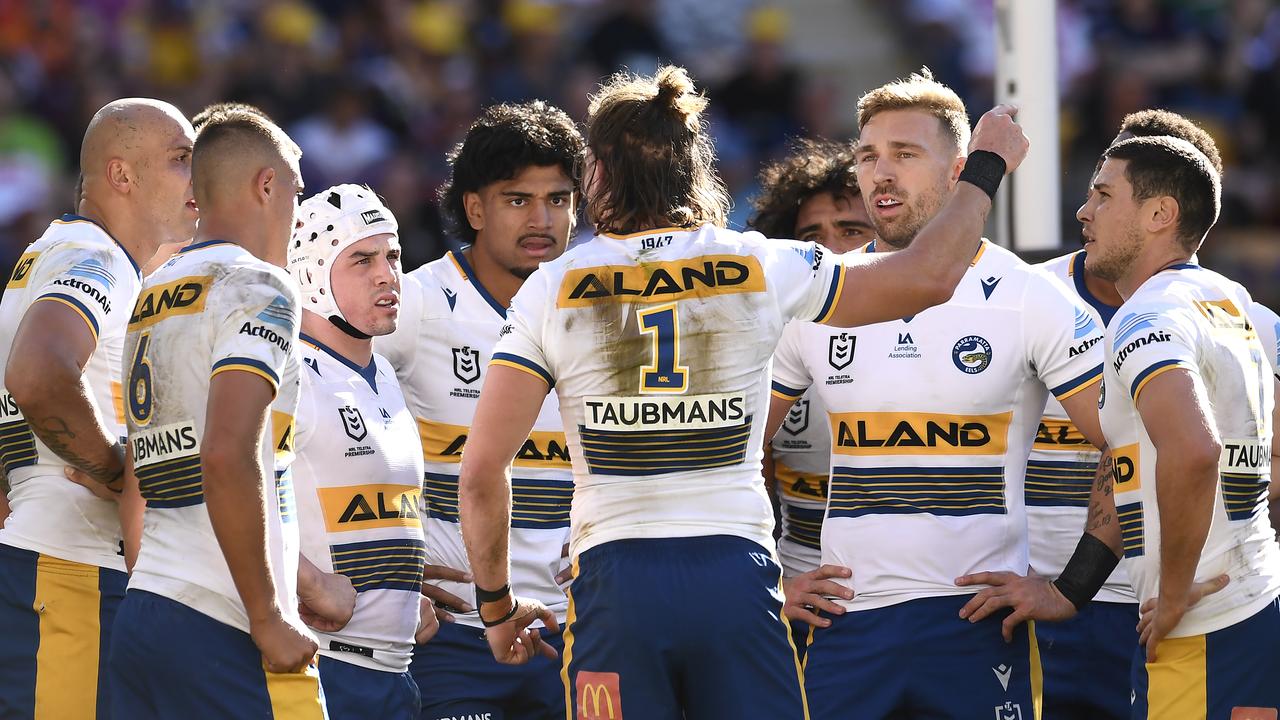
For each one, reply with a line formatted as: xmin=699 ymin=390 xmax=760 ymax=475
xmin=300 ymin=332 xmax=379 ymax=393
xmin=59 ymin=213 xmax=142 ymax=278
xmin=1070 ymin=250 xmax=1120 ymax=326
xmin=447 ymin=249 xmax=507 ymax=318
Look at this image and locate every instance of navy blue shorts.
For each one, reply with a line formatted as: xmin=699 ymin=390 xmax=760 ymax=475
xmin=0 ymin=543 xmax=126 ymax=719
xmin=1131 ymin=595 xmax=1280 ymax=719
xmin=1036 ymin=600 xmax=1136 ymax=719
xmin=804 ymin=594 xmax=1040 ymax=720
xmin=109 ymin=589 xmax=327 ymax=719
xmin=411 ymin=620 xmax=564 ymax=720
xmin=318 ymin=655 xmax=418 ymax=720
xmin=562 ymin=535 xmax=806 ymax=720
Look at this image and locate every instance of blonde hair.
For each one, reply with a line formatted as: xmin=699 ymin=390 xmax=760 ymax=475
xmin=585 ymin=65 xmax=730 ymax=234
xmin=857 ymin=67 xmax=970 ymax=153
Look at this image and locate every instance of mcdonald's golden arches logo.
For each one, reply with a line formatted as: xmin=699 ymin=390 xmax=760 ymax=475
xmin=576 ymin=671 xmax=622 ymax=719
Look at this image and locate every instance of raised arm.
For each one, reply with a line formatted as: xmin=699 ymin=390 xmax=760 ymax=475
xmin=824 ymin=106 xmax=1029 ymax=328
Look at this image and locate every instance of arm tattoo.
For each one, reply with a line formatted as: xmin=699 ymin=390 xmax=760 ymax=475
xmin=1085 ymin=453 xmax=1117 ymax=533
xmin=29 ymin=415 xmax=121 ymax=486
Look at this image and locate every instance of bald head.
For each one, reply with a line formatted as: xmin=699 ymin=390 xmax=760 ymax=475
xmin=192 ymin=107 xmax=300 ymax=209
xmin=80 ymin=98 xmax=193 ymax=182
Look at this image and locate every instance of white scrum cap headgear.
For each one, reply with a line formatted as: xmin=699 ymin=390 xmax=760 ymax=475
xmin=289 ymin=184 xmax=398 ymax=330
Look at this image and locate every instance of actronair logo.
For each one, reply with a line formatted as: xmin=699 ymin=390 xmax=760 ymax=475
xmin=1067 ymin=335 xmax=1102 ymax=357
xmin=1111 ymin=331 xmax=1172 ymax=371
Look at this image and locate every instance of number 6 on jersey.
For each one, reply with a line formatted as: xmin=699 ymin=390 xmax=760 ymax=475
xmin=638 ymin=302 xmax=688 ymax=393
xmin=128 ymin=333 xmax=154 ymax=426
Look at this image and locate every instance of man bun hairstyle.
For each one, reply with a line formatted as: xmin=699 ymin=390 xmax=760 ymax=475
xmin=586 ymin=65 xmax=730 ymax=235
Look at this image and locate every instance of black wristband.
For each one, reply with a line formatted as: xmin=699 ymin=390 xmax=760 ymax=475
xmin=474 ymin=583 xmax=511 ymax=604
xmin=958 ymin=150 xmax=1007 ymax=201
xmin=1052 ymin=533 xmax=1121 ymax=612
xmin=480 ymin=601 xmax=521 ymax=628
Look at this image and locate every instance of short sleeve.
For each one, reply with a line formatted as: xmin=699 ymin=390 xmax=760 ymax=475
xmin=771 ymin=321 xmax=813 ymax=401
xmin=766 ymin=240 xmax=845 ymax=324
xmin=1023 ymin=272 xmax=1105 ymax=401
xmin=374 ymin=271 xmax=425 ymax=374
xmin=1109 ymin=304 xmax=1200 ymax=404
xmin=1246 ymin=300 xmax=1280 ymax=380
xmin=209 ymin=268 xmax=300 ymax=394
xmin=30 ymin=244 xmax=138 ymax=341
xmin=491 ymin=267 xmax=554 ymax=387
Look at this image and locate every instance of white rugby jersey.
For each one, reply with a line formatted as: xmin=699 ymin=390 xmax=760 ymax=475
xmin=125 ymin=240 xmax=303 ymax=633
xmin=772 ymin=386 xmax=831 ymax=577
xmin=1100 ymin=262 xmax=1280 ymax=638
xmin=293 ymin=337 xmax=424 ymax=672
xmin=492 ymin=224 xmax=846 ymax=560
xmin=376 ymin=250 xmax=574 ymax=625
xmin=1028 ymin=251 xmax=1133 ymax=603
xmin=0 ymin=215 xmax=141 ymax=570
xmin=772 ymin=240 xmax=1104 ymax=611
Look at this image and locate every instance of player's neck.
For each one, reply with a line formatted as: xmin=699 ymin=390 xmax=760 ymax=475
xmin=1116 ymin=239 xmax=1192 ymax=300
xmin=75 ymin=197 xmax=163 ymax=271
xmin=463 ymin=244 xmax=521 ymax=310
xmin=301 ymin=312 xmax=373 ymax=367
xmin=195 ymin=214 xmax=285 ymax=268
xmin=1081 ymin=268 xmax=1124 ymax=307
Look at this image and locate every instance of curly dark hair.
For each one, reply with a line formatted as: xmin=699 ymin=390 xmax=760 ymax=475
xmin=748 ymin=138 xmax=859 ymax=238
xmin=439 ymin=101 xmax=584 ymax=244
xmin=1117 ymin=109 xmax=1223 ymax=176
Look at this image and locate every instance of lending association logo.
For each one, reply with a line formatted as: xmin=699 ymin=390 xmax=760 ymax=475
xmin=952 ymin=335 xmax=992 ymax=374
xmin=889 ymin=331 xmax=920 ymax=359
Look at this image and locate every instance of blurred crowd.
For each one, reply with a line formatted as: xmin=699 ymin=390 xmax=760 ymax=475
xmin=1 ymin=0 xmax=1278 ymax=301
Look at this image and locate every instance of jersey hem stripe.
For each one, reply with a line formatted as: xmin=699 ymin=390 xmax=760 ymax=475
xmin=491 ymin=353 xmax=553 ymax=387
xmin=211 ymin=357 xmax=280 ymax=391
xmin=771 ymin=380 xmax=806 ymax=400
xmin=812 ymin=266 xmax=845 ymax=324
xmin=1130 ymin=359 xmax=1188 ymax=402
xmin=33 ymin=293 xmax=100 ymax=339
xmin=1051 ymin=364 xmax=1103 ymax=400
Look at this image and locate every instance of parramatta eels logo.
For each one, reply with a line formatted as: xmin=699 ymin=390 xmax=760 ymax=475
xmin=452 ymin=346 xmax=481 ymax=384
xmin=952 ymin=335 xmax=992 ymax=374
xmin=1098 ymin=378 xmax=1106 ymax=409
xmin=828 ymin=333 xmax=855 ymax=370
xmin=782 ymin=398 xmax=809 ymax=435
xmin=338 ymin=406 xmax=367 ymax=442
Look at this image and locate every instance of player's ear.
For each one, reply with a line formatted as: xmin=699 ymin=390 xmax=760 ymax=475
xmin=1145 ymin=196 xmax=1180 ymax=236
xmin=948 ymin=153 xmax=965 ymax=187
xmin=464 ymin=191 xmax=485 ymax=232
xmin=106 ymin=157 xmax=132 ymax=194
xmin=255 ymin=166 xmax=278 ymax=206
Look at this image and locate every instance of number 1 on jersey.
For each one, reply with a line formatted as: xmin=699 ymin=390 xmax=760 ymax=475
xmin=638 ymin=302 xmax=688 ymax=393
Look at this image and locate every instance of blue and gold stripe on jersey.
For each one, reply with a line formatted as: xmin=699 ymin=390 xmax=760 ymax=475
xmin=423 ymin=472 xmax=571 ymax=529
xmin=330 ymin=538 xmax=426 ymax=593
xmin=827 ymin=465 xmax=1006 ymax=518
xmin=770 ymin=380 xmax=807 ymax=402
xmin=491 ymin=352 xmax=553 ymax=387
xmin=34 ymin=291 xmax=101 ymax=339
xmin=577 ymin=418 xmax=752 ymax=476
xmin=211 ymin=357 xmax=280 ymax=390
xmin=1221 ymin=472 xmax=1268 ymax=521
xmin=782 ymin=504 xmax=824 ymax=550
xmin=274 ymin=470 xmax=296 ymax=524
xmin=1024 ymin=459 xmax=1095 ymax=508
xmin=1130 ymin=359 xmax=1189 ymax=402
xmin=1050 ymin=364 xmax=1103 ymax=401
xmin=0 ymin=394 xmax=37 ymax=473
xmin=1117 ymin=501 xmax=1145 ymax=557
xmin=813 ymin=261 xmax=845 ymax=324
xmin=136 ymin=454 xmax=204 ymax=508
